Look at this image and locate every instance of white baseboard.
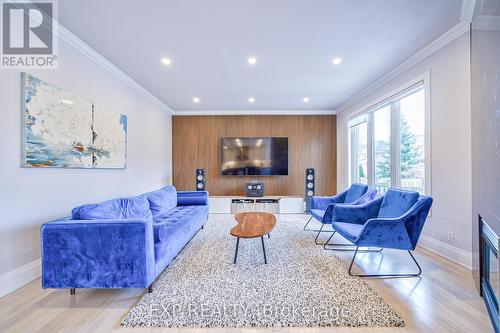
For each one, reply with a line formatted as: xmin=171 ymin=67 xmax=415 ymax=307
xmin=418 ymin=235 xmax=472 ymax=270
xmin=0 ymin=259 xmax=41 ymax=298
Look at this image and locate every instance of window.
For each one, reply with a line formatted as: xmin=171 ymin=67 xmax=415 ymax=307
xmin=399 ymin=89 xmax=425 ymax=193
xmin=373 ymin=105 xmax=391 ymax=193
xmin=349 ymin=80 xmax=428 ymax=195
xmin=349 ymin=118 xmax=368 ymax=184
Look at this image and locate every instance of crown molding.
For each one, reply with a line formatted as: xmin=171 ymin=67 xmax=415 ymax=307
xmin=55 ymin=24 xmax=174 ymax=115
xmin=336 ymin=20 xmax=470 ymax=114
xmin=461 ymin=0 xmax=477 ymax=23
xmin=173 ymin=110 xmax=337 ymax=116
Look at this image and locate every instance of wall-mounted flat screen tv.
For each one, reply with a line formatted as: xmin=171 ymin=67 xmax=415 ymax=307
xmin=221 ymin=137 xmax=288 ymax=176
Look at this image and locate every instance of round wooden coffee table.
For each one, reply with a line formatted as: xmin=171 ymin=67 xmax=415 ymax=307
xmin=230 ymin=212 xmax=276 ymax=264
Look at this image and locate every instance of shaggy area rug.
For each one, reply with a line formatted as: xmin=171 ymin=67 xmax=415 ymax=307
xmin=121 ymin=214 xmax=404 ymax=328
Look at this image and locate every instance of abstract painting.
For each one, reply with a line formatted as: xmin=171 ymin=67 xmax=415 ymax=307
xmin=22 ymin=74 xmax=127 ymax=168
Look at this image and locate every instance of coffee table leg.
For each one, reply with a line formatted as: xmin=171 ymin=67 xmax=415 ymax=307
xmin=233 ymin=237 xmax=240 ymax=264
xmin=261 ymin=236 xmax=267 ymax=264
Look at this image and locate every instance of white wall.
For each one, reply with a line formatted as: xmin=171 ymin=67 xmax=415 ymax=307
xmin=0 ymin=38 xmax=173 ymax=287
xmin=337 ymin=32 xmax=472 ymax=268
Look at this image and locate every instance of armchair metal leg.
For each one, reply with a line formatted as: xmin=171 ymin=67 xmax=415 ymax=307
xmin=314 ymin=223 xmax=324 ymax=244
xmin=348 ymin=247 xmax=422 ymax=278
xmin=303 ymin=216 xmax=314 ymax=231
xmin=304 ymin=215 xmax=329 ymax=232
xmin=323 ymin=232 xmax=382 ymax=252
xmin=314 ymin=223 xmax=334 ymax=245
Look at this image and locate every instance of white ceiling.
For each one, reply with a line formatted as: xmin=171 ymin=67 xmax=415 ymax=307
xmin=58 ymin=0 xmax=462 ymax=112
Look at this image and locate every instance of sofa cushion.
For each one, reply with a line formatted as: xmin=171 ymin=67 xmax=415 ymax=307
xmin=73 ymin=196 xmax=152 ymax=220
xmin=153 ymin=206 xmax=208 ymax=243
xmin=345 ymin=183 xmax=368 ymax=204
xmin=378 ymin=188 xmax=419 ymax=218
xmin=144 ymin=186 xmax=177 ymax=218
xmin=153 ymin=206 xmax=207 ymax=272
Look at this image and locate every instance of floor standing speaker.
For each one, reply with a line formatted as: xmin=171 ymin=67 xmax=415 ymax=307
xmin=196 ymin=168 xmax=205 ymax=191
xmin=305 ymin=168 xmax=315 ymax=211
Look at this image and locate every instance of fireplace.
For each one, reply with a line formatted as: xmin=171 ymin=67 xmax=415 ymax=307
xmin=480 ymin=216 xmax=500 ymax=332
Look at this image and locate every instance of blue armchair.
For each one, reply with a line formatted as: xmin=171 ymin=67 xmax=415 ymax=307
xmin=305 ymin=183 xmax=376 ymax=245
xmin=326 ymin=188 xmax=433 ymax=278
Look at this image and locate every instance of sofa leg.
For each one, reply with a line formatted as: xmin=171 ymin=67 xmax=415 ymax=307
xmin=147 ymin=285 xmax=153 ymax=293
xmin=70 ymin=288 xmax=75 ymax=295
xmin=201 ymin=225 xmax=204 ymax=229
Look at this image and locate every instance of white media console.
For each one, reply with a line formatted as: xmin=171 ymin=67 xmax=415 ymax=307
xmin=208 ymin=196 xmax=305 ymax=214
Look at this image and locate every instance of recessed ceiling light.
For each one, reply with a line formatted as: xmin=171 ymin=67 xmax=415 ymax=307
xmin=193 ymin=97 xmax=200 ymax=104
xmin=332 ymin=57 xmax=342 ymax=65
xmin=161 ymin=57 xmax=172 ymax=66
xmin=248 ymin=97 xmax=255 ymax=103
xmin=247 ymin=57 xmax=257 ymax=65
xmin=303 ymin=97 xmax=310 ymax=103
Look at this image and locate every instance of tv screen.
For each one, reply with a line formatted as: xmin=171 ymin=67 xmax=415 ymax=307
xmin=221 ymin=137 xmax=288 ymax=176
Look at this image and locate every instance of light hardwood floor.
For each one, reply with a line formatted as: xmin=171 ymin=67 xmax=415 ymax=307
xmin=0 ymin=218 xmax=492 ymax=333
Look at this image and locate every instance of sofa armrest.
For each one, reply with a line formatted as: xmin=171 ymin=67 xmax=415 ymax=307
xmin=328 ymin=197 xmax=383 ymax=225
xmin=177 ymin=191 xmax=208 ymax=206
xmin=311 ymin=190 xmax=347 ymax=211
xmin=41 ymin=218 xmax=155 ymax=289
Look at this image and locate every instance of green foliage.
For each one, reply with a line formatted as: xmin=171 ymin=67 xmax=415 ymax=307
xmin=358 ymin=164 xmax=365 ymax=178
xmin=375 ymin=114 xmax=422 ymax=181
xmin=376 ymin=144 xmax=391 ymax=179
xmin=399 ymin=116 xmax=423 ymax=177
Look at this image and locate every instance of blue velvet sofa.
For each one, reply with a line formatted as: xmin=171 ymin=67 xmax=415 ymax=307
xmin=41 ymin=185 xmax=208 ymax=294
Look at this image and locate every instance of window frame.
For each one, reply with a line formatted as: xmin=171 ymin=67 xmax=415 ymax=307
xmin=349 ymin=116 xmax=368 ymax=184
xmin=348 ymin=71 xmax=431 ymax=196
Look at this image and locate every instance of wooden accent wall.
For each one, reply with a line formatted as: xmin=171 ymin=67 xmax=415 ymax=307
xmin=172 ymin=115 xmax=336 ymax=196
